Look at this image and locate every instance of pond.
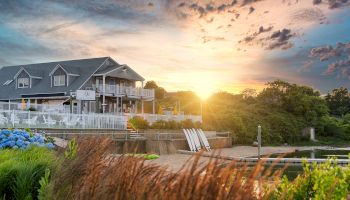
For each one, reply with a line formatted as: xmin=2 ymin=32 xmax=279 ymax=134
xmin=268 ymin=149 xmax=350 ymax=180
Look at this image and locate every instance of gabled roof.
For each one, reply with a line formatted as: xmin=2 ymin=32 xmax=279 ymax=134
xmin=13 ymin=67 xmax=43 ymax=79
xmin=49 ymin=64 xmax=80 ymax=76
xmin=0 ymin=57 xmax=109 ymax=100
xmin=94 ymin=64 xmax=145 ymax=81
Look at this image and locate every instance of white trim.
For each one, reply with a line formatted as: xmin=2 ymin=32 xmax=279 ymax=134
xmin=13 ymin=67 xmax=30 ymax=79
xmin=49 ymin=64 xmax=68 ymax=76
xmin=49 ymin=64 xmax=79 ymax=77
xmin=93 ymin=66 xmax=122 ymax=76
xmin=77 ymin=57 xmax=110 ymax=90
xmin=13 ymin=67 xmax=42 ymax=80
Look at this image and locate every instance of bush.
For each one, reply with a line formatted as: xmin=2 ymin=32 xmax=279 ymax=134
xmin=272 ymin=159 xmax=350 ymax=199
xmin=0 ymin=129 xmax=54 ymax=149
xmin=0 ymin=147 xmax=59 ymax=200
xmin=128 ymin=117 xmax=149 ymax=130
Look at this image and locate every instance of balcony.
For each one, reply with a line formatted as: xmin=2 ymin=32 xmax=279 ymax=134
xmin=92 ymin=84 xmax=155 ymax=100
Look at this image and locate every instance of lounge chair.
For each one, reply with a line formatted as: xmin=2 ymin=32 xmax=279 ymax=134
xmin=25 ymin=116 xmax=38 ymax=126
xmin=43 ymin=115 xmax=56 ymax=126
xmin=10 ymin=113 xmax=20 ymax=125
xmin=0 ymin=114 xmax=8 ymax=125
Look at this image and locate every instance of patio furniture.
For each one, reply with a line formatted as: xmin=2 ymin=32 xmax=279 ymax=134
xmin=25 ymin=116 xmax=38 ymax=126
xmin=60 ymin=116 xmax=79 ymax=127
xmin=43 ymin=115 xmax=56 ymax=126
xmin=10 ymin=113 xmax=20 ymax=125
xmin=0 ymin=114 xmax=8 ymax=125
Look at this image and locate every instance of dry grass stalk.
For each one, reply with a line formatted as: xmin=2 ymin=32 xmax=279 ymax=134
xmin=50 ymin=137 xmax=284 ymax=200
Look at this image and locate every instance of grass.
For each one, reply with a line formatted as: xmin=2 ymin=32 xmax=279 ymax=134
xmin=0 ymin=147 xmax=59 ymax=200
xmin=49 ymin=137 xmax=285 ymax=200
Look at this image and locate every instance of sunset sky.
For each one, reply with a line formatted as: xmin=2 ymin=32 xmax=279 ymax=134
xmin=1 ymin=0 xmax=350 ymax=99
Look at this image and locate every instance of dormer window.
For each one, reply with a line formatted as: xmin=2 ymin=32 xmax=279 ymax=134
xmin=53 ymin=75 xmax=66 ymax=86
xmin=18 ymin=78 xmax=29 ymax=88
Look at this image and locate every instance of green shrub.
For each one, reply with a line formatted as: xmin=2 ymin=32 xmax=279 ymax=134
xmin=150 ymin=120 xmax=167 ymax=129
xmin=0 ymin=147 xmax=58 ymax=200
xmin=272 ymin=159 xmax=350 ymax=199
xmin=129 ymin=117 xmax=149 ymax=130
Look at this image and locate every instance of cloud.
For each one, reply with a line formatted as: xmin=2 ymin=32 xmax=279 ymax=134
xmin=40 ymin=21 xmax=81 ymax=35
xmin=239 ymin=26 xmax=295 ymax=50
xmin=308 ymin=42 xmax=350 ymax=78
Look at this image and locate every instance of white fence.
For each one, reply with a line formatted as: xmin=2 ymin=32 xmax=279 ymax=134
xmin=0 ymin=101 xmax=76 ymax=113
xmin=0 ymin=109 xmax=127 ymax=130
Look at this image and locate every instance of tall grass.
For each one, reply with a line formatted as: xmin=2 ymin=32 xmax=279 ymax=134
xmin=50 ymin=137 xmax=283 ymax=200
xmin=0 ymin=147 xmax=58 ymax=200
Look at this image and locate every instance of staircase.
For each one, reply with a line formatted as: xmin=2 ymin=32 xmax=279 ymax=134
xmin=127 ymin=122 xmax=144 ymax=140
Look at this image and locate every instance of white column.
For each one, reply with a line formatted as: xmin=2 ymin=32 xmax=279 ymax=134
xmin=141 ymin=81 xmax=144 ymax=115
xmin=102 ymin=75 xmax=106 ymax=113
xmin=152 ymin=100 xmax=155 ymax=114
xmin=116 ymin=97 xmax=119 ymax=115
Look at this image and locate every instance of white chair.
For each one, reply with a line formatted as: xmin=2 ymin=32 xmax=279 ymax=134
xmin=62 ymin=116 xmax=79 ymax=127
xmin=43 ymin=115 xmax=56 ymax=126
xmin=26 ymin=116 xmax=38 ymax=126
xmin=0 ymin=114 xmax=8 ymax=125
xmin=10 ymin=113 xmax=20 ymax=124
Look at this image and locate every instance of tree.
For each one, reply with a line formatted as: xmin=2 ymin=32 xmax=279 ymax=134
xmin=144 ymin=80 xmax=167 ymax=99
xmin=325 ymin=87 xmax=350 ymax=116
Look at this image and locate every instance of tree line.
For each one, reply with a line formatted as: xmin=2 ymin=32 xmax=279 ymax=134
xmin=143 ymin=80 xmax=350 ymax=145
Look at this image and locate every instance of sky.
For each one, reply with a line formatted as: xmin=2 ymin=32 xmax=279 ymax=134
xmin=1 ymin=0 xmax=350 ymax=99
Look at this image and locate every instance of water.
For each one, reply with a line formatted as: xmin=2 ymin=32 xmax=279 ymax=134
xmin=269 ymin=149 xmax=350 ymax=180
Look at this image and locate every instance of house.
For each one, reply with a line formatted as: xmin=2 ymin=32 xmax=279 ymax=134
xmin=0 ymin=57 xmax=155 ymax=114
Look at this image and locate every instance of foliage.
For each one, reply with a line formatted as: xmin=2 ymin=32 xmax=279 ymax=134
xmin=37 ymin=169 xmax=50 ymax=200
xmin=150 ymin=119 xmax=201 ymax=129
xmin=129 ymin=117 xmax=149 ymax=130
xmin=48 ymin=137 xmax=283 ymax=199
xmin=0 ymin=129 xmax=54 ymax=149
xmin=272 ymin=159 xmax=350 ymax=200
xmin=144 ymin=80 xmax=167 ymax=100
xmin=64 ymin=138 xmax=78 ymax=160
xmin=0 ymin=147 xmax=58 ymax=200
xmin=27 ymin=107 xmax=37 ymax=112
xmin=203 ymin=80 xmax=331 ymax=144
xmin=325 ymin=87 xmax=350 ymax=117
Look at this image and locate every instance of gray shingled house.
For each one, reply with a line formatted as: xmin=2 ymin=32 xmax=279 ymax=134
xmin=0 ymin=57 xmax=155 ymax=114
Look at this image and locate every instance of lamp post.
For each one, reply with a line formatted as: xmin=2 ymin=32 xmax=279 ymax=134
xmin=257 ymin=125 xmax=262 ymax=159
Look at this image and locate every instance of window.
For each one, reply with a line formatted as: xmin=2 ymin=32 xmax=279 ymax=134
xmin=18 ymin=78 xmax=29 ymax=88
xmin=54 ymin=75 xmax=65 ymax=86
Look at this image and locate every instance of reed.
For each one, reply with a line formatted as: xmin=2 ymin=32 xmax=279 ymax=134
xmin=50 ymin=137 xmax=283 ymax=200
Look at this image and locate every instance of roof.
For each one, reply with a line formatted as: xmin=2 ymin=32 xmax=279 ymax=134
xmin=0 ymin=57 xmax=110 ymax=100
xmin=94 ymin=64 xmax=145 ymax=81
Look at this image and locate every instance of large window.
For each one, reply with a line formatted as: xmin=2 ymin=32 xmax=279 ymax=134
xmin=18 ymin=78 xmax=29 ymax=88
xmin=54 ymin=75 xmax=66 ymax=86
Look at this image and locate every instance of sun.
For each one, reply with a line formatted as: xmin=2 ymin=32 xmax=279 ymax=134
xmin=196 ymin=88 xmax=214 ymax=100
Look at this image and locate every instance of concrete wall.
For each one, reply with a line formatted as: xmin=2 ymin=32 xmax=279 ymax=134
xmin=48 ymin=130 xmax=232 ymax=155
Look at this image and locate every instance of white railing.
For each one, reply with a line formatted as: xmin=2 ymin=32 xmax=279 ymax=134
xmin=0 ymin=109 xmax=127 ymax=130
xmin=124 ymin=113 xmax=202 ymax=124
xmin=92 ymin=84 xmax=155 ymax=99
xmin=0 ymin=101 xmax=79 ymax=114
